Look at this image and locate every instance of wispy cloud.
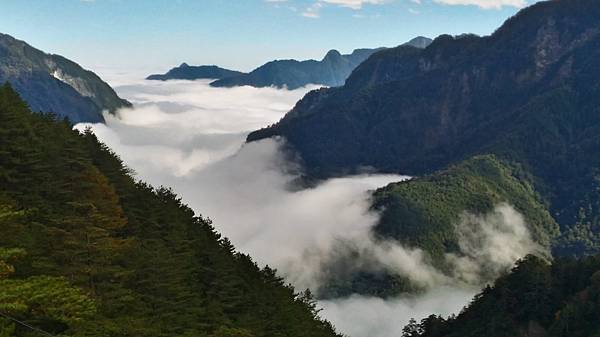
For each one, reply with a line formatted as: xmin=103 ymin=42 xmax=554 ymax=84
xmin=299 ymin=0 xmax=387 ymax=19
xmin=302 ymin=2 xmax=324 ymax=18
xmin=433 ymin=0 xmax=527 ymax=9
xmin=319 ymin=0 xmax=387 ymax=10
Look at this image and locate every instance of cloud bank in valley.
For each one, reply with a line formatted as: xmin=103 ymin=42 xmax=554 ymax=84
xmin=320 ymin=286 xmax=475 ymax=337
xmin=77 ymin=79 xmax=541 ymax=337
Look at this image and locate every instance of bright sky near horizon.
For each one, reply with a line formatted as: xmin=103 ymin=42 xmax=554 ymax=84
xmin=0 ymin=0 xmax=538 ymax=79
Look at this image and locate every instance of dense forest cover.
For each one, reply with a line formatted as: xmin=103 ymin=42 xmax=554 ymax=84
xmin=372 ymin=156 xmax=559 ymax=267
xmin=0 ymin=84 xmax=339 ymax=337
xmin=317 ymin=156 xmax=561 ymax=298
xmin=247 ymin=0 xmax=600 ymax=256
xmin=402 ymin=255 xmax=600 ymax=337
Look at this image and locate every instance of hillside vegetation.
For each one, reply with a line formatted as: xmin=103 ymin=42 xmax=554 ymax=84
xmin=372 ymin=156 xmax=559 ymax=266
xmin=402 ymin=255 xmax=600 ymax=337
xmin=247 ymin=0 xmax=600 ymax=256
xmin=0 ymin=83 xmax=339 ymax=337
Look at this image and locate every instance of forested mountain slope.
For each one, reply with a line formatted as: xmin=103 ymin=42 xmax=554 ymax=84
xmin=0 ymin=84 xmax=339 ymax=337
xmin=402 ymin=255 xmax=600 ymax=337
xmin=0 ymin=33 xmax=130 ymax=123
xmin=319 ymin=156 xmax=560 ymax=298
xmin=248 ymin=0 xmax=600 ymax=256
xmin=372 ymin=156 xmax=559 ymax=266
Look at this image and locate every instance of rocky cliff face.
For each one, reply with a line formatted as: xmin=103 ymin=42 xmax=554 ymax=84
xmin=0 ymin=33 xmax=130 ymax=123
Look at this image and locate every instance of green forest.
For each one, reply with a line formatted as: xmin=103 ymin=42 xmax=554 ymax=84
xmin=402 ymin=255 xmax=600 ymax=337
xmin=373 ymin=156 xmax=559 ymax=266
xmin=0 ymin=83 xmax=340 ymax=337
xmin=246 ymin=0 xmax=600 ymax=259
xmin=1 ymin=0 xmax=600 ymax=336
xmin=320 ymin=156 xmax=568 ymax=298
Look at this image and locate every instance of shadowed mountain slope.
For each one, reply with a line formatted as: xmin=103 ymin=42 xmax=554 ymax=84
xmin=0 ymin=33 xmax=130 ymax=123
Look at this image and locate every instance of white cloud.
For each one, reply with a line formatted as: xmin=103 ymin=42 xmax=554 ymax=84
xmin=302 ymin=2 xmax=323 ymax=18
xmin=319 ymin=0 xmax=387 ymax=10
xmin=445 ymin=204 xmax=544 ymax=284
xmin=434 ymin=0 xmax=527 ymax=9
xmin=320 ymin=287 xmax=476 ymax=337
xmin=301 ymin=0 xmax=387 ymax=18
xmin=76 ymin=80 xmax=541 ymax=337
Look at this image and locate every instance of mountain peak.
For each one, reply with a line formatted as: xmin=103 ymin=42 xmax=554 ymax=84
xmin=179 ymin=62 xmax=190 ymax=68
xmin=246 ymin=0 xmax=600 ymax=257
xmin=210 ymin=47 xmax=382 ymax=89
xmin=323 ymin=49 xmax=342 ymax=61
xmin=404 ymin=36 xmax=433 ymax=49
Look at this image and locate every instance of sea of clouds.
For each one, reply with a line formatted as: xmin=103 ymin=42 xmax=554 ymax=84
xmin=76 ymin=79 xmax=540 ymax=337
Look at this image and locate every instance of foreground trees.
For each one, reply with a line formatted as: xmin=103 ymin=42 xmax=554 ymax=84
xmin=0 ymin=84 xmax=339 ymax=337
xmin=403 ymin=255 xmax=600 ymax=337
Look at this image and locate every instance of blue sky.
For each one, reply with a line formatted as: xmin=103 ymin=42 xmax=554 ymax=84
xmin=0 ymin=0 xmax=538 ymax=78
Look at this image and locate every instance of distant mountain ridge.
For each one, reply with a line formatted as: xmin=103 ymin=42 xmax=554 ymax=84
xmin=210 ymin=36 xmax=432 ymax=89
xmin=0 ymin=33 xmax=130 ymax=123
xmin=146 ymin=63 xmax=245 ymax=81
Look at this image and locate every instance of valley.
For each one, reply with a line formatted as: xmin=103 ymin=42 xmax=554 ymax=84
xmin=0 ymin=0 xmax=598 ymax=336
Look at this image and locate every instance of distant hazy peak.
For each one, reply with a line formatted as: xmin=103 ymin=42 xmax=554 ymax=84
xmin=403 ymin=36 xmax=433 ymax=49
xmin=146 ymin=64 xmax=245 ymax=81
xmin=323 ymin=49 xmax=343 ymax=61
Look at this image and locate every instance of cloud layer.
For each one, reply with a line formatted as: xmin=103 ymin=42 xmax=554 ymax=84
xmin=77 ymin=80 xmax=540 ymax=337
xmin=320 ymin=286 xmax=475 ymax=337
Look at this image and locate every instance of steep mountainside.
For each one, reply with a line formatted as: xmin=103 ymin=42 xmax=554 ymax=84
xmin=0 ymin=33 xmax=130 ymax=123
xmin=147 ymin=63 xmax=245 ymax=81
xmin=402 ymin=255 xmax=600 ymax=337
xmin=0 ymin=84 xmax=339 ymax=337
xmin=247 ymin=0 xmax=600 ymax=255
xmin=320 ymin=155 xmax=560 ymax=298
xmin=372 ymin=156 xmax=559 ymax=265
xmin=210 ymin=38 xmax=431 ymax=89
